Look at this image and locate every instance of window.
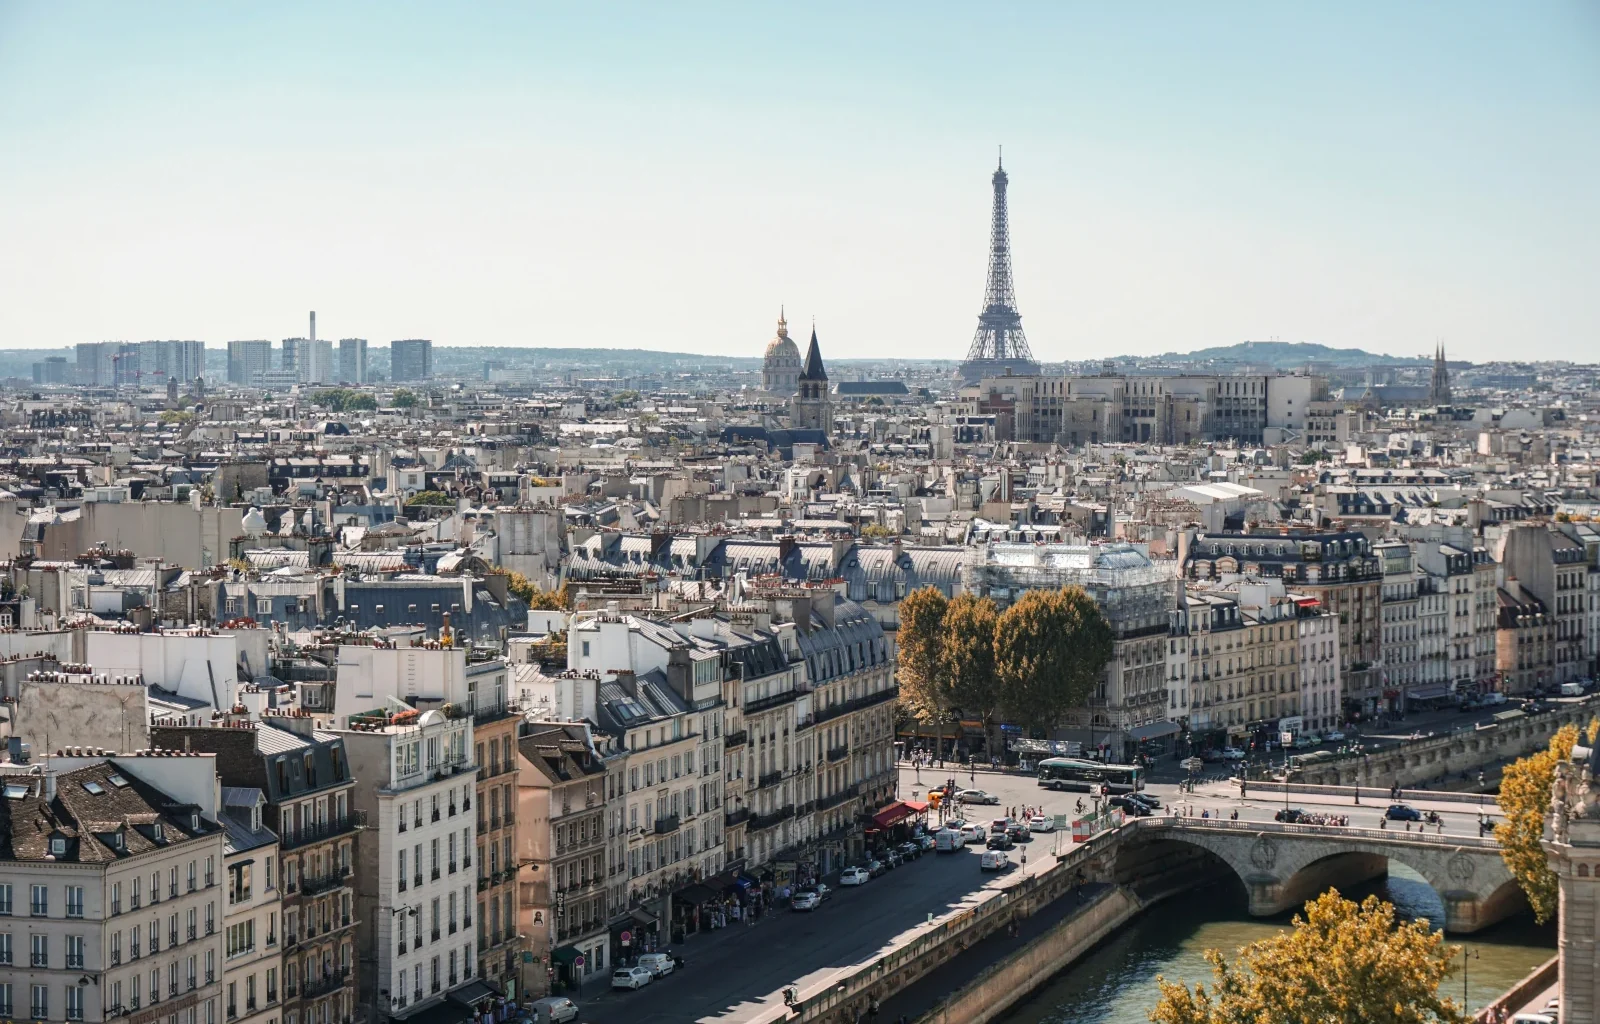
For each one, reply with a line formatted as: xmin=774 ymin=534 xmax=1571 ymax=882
xmin=0 ymin=984 xmax=11 ymax=1018
xmin=0 ymin=884 xmax=10 ymax=915
xmin=30 ymin=884 xmax=47 ymax=917
xmin=206 ymin=903 xmax=215 ymax=935
xmin=66 ymin=886 xmax=84 ymax=918
xmin=67 ymin=934 xmax=84 ymax=968
xmin=0 ymin=933 xmax=9 ymax=965
xmin=30 ymin=984 xmax=47 ymax=1020
xmin=188 ymin=862 xmax=197 ymax=892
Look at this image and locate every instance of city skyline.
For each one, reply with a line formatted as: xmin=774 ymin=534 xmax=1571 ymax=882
xmin=1 ymin=3 xmax=1596 ymax=362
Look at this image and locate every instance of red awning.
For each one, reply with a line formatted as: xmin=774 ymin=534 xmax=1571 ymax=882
xmin=872 ymin=802 xmax=912 ymax=829
xmin=903 ymin=800 xmax=929 ymax=813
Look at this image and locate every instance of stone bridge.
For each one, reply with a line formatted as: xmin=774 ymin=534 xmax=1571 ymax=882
xmin=1116 ymin=818 xmax=1523 ymax=933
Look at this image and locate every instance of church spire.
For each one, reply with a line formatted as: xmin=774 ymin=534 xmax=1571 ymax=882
xmin=800 ymin=325 xmax=828 ymax=382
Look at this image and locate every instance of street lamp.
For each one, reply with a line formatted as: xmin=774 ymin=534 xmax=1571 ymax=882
xmin=1462 ymin=946 xmax=1479 ymax=1009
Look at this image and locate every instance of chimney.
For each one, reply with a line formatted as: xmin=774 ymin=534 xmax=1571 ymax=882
xmin=614 ymin=669 xmax=638 ymax=698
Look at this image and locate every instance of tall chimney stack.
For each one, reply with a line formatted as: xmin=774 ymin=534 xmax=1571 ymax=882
xmin=310 ymin=311 xmax=316 ymax=343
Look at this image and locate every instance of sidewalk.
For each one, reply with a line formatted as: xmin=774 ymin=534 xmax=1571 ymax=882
xmin=871 ymin=883 xmax=1113 ymax=1023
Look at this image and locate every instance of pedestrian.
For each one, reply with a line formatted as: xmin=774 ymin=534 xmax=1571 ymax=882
xmin=869 ymin=997 xmax=880 ymax=1020
xmin=1380 ymin=816 xmax=1387 ymax=830
xmin=1437 ymin=820 xmax=1444 ymax=834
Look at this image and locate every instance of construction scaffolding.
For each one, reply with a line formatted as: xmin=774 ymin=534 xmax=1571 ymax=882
xmin=962 ymin=541 xmax=1180 ymax=635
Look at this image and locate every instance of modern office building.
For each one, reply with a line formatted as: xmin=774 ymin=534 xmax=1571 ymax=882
xmin=227 ymin=342 xmax=273 ymax=386
xmin=338 ymin=340 xmax=368 ymax=385
xmin=390 ymin=341 xmax=433 ymax=383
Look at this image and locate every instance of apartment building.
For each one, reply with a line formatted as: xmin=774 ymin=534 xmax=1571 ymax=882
xmin=514 ymin=724 xmax=607 ymax=998
xmin=1376 ymin=541 xmax=1422 ymax=701
xmin=218 ymin=790 xmax=282 ymax=1024
xmin=966 ymin=542 xmax=1179 ymax=760
xmin=0 ymin=753 xmax=227 ymax=1024
xmin=1499 ymin=524 xmax=1590 ymax=686
xmin=1170 ymin=583 xmax=1300 ymax=749
xmin=1184 ymin=529 xmax=1383 ymax=719
xmin=1496 ymin=581 xmax=1556 ymax=695
xmin=339 ymin=708 xmax=481 ymax=1024
xmin=1296 ymin=597 xmax=1343 ymax=734
xmin=468 ymin=693 xmax=521 ymax=997
xmin=149 ymin=719 xmax=359 ymax=1024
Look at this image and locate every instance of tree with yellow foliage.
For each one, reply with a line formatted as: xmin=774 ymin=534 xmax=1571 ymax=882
xmin=895 ymin=587 xmax=954 ymax=753
xmin=1494 ymin=718 xmax=1598 ymax=923
xmin=1151 ymin=890 xmax=1467 ymax=1024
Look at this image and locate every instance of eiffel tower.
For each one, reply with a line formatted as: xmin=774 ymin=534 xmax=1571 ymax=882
xmin=959 ymin=152 xmax=1040 ymax=383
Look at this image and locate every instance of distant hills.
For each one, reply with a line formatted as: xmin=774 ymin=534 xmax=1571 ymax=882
xmin=1152 ymin=340 xmax=1422 ymax=368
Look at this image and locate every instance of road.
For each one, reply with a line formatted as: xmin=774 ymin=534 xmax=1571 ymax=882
xmin=567 ymin=764 xmax=1506 ymax=1023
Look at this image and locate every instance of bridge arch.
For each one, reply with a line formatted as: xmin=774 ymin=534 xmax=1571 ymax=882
xmin=1116 ymin=821 xmax=1524 ymax=934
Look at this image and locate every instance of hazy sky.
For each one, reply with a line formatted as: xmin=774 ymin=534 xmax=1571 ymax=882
xmin=2 ymin=3 xmax=1596 ymax=362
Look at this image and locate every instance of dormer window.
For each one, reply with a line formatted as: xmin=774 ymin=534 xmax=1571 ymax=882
xmin=50 ymin=837 xmax=67 ymax=856
xmin=153 ymin=823 xmax=165 ymax=842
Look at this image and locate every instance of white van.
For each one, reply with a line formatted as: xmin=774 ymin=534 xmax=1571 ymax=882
xmin=980 ymin=849 xmax=1011 ymax=872
xmin=934 ymin=828 xmax=966 ymax=853
xmin=1561 ymin=681 xmax=1585 ymax=697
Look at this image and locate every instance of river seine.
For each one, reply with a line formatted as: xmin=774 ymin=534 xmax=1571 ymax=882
xmin=1000 ymin=866 xmax=1555 ymax=1023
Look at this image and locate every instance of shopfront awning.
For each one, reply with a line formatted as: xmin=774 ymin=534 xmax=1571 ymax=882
xmin=872 ymin=801 xmax=912 ymax=829
xmin=732 ymin=875 xmax=756 ymax=891
xmin=445 ymin=979 xmax=500 ymax=1008
xmin=550 ymin=945 xmax=582 ymax=967
xmin=630 ymin=907 xmax=659 ymax=927
xmin=903 ymin=800 xmax=929 ymax=813
xmin=676 ymin=883 xmax=719 ymax=905
xmin=1129 ymin=720 xmax=1181 ymax=741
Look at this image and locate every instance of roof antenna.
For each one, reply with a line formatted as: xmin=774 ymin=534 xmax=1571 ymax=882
xmin=998 ymin=144 xmax=1003 ymax=170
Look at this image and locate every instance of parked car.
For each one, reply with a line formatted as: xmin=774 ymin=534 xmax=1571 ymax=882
xmin=1275 ymin=807 xmax=1307 ymax=823
xmin=1199 ymin=749 xmax=1225 ymax=763
xmin=958 ymin=789 xmax=1001 ymax=805
xmin=1385 ymin=803 xmax=1423 ymax=821
xmin=897 ymin=841 xmax=922 ymax=861
xmin=881 ymin=849 xmax=903 ymax=869
xmin=803 ymin=882 xmax=832 ymax=901
xmin=612 ymin=967 xmax=653 ymax=990
xmin=1028 ymin=815 xmax=1056 ymax=833
xmin=636 ymin=952 xmax=675 ymax=978
xmin=1221 ymin=747 xmax=1247 ymax=761
xmin=915 ymin=833 xmax=937 ymax=852
xmin=980 ymin=849 xmax=1012 ymax=872
xmin=791 ymin=890 xmax=821 ymax=911
xmin=986 ymin=832 xmax=1014 ymax=850
xmin=527 ymin=997 xmax=580 ymax=1023
xmin=867 ymin=858 xmax=888 ymax=878
xmin=1109 ymin=795 xmax=1151 ymax=816
xmin=934 ymin=829 xmax=966 ymax=853
xmin=1325 ymin=730 xmax=1347 ymax=742
xmin=839 ymin=866 xmax=870 ymax=886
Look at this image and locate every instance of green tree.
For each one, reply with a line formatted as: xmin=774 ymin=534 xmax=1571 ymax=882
xmin=860 ymin=523 xmax=896 ymax=540
xmin=895 ymin=587 xmax=953 ymax=753
xmin=405 ymin=490 xmax=455 ymax=507
xmin=392 ymin=388 xmax=419 ymax=408
xmin=1495 ymin=720 xmax=1596 ymax=923
xmin=1152 ymin=890 xmax=1467 ymax=1024
xmin=993 ymin=586 xmax=1114 ymax=736
xmin=941 ymin=594 xmax=1000 ymax=756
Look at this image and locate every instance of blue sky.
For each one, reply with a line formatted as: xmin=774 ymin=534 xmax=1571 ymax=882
xmin=1 ymin=3 xmax=1596 ymax=362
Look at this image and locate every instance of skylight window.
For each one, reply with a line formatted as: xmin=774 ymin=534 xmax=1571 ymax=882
xmin=3 ymin=783 xmax=28 ymax=800
xmin=81 ymin=781 xmax=105 ymax=795
xmin=108 ymin=774 xmax=129 ymax=788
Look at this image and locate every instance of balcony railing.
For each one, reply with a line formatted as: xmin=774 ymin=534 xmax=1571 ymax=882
xmin=723 ymin=730 xmax=748 ymax=749
xmin=653 ymin=814 xmax=680 ymax=835
xmin=300 ymin=867 xmax=352 ymax=897
xmin=723 ymin=808 xmax=750 ymax=828
xmin=748 ymin=807 xmax=794 ymax=832
xmin=826 ymin=745 xmax=848 ymax=762
xmin=282 ymin=816 xmax=358 ymax=851
xmin=758 ymin=770 xmax=784 ymax=789
xmin=813 ymin=686 xmax=899 ymax=725
xmin=743 ymin=689 xmax=799 ymax=714
xmin=817 ymin=784 xmax=859 ymax=811
xmin=299 ymin=967 xmax=350 ymax=1000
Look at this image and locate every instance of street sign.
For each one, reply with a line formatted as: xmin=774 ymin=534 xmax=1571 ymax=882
xmin=1053 ymin=814 xmax=1069 ymax=830
xmin=574 ymin=954 xmax=585 ymax=968
xmin=1182 ymin=757 xmax=1203 ymax=772
xmin=620 ymin=930 xmax=632 ymax=945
